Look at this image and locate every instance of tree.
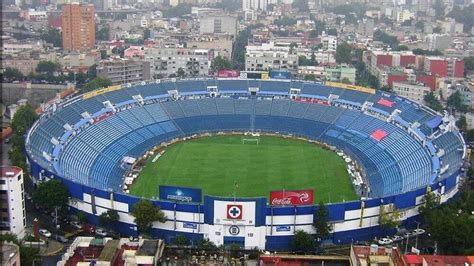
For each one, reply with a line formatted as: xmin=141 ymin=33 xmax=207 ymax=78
xmin=197 ymin=238 xmax=217 ymax=250
xmin=447 ymin=91 xmax=469 ymax=113
xmin=77 ymin=211 xmax=88 ymax=223
xmin=210 ymin=0 xmax=241 ymax=12
xmin=41 ymin=27 xmax=62 ymax=48
xmin=341 ymin=77 xmax=351 ymax=84
xmin=177 ymin=67 xmax=186 ymax=78
xmin=466 ymin=129 xmax=474 ymax=143
xmin=373 ymin=29 xmax=399 ymax=49
xmin=457 ymin=115 xmax=467 ymax=131
xmin=434 ymin=0 xmax=445 ymax=18
xmin=395 ymin=45 xmax=409 ymax=51
xmin=36 ymin=61 xmax=61 ymax=74
xmin=304 ymin=74 xmax=316 ymax=81
xmin=326 ymin=28 xmax=338 ymax=36
xmin=433 ymin=26 xmax=443 ymax=33
xmin=274 ymin=17 xmax=297 ymax=26
xmin=2 ymin=67 xmax=25 ymax=81
xmin=99 ymin=209 xmax=119 ymax=227
xmin=313 ymin=202 xmax=332 ymax=241
xmin=424 ymin=92 xmax=443 ymax=112
xmin=100 ymin=50 xmax=108 ymax=60
xmin=8 ymin=104 xmax=38 ymax=172
xmin=210 ymin=56 xmax=232 ymax=73
xmin=292 ymin=230 xmax=314 ymax=253
xmin=33 ymin=179 xmax=70 ymax=211
xmin=132 ymin=199 xmax=166 ymax=234
xmin=292 ymin=0 xmax=307 ymax=11
xmin=174 ymin=234 xmax=188 ymax=246
xmin=418 ymin=191 xmax=440 ymax=220
xmin=335 ymin=42 xmax=353 ymax=64
xmin=96 ymin=25 xmax=109 ymax=41
xmin=82 ymin=77 xmax=112 ymax=93
xmin=378 ymin=204 xmax=401 ymax=230
xmin=464 ymin=56 xmax=474 ymax=76
xmin=163 ymin=3 xmax=191 ymax=18
xmin=415 ymin=20 xmax=425 ymax=30
xmin=87 ymin=64 xmax=97 ymax=79
xmin=448 ymin=4 xmax=474 ymax=33
xmin=143 ymin=28 xmax=151 ymax=40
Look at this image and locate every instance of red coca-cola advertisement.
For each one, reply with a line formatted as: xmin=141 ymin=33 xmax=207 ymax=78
xmin=270 ymin=190 xmax=314 ymax=206
xmin=217 ymin=69 xmax=240 ymax=78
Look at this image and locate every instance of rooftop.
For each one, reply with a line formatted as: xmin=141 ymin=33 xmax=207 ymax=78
xmin=0 ymin=166 xmax=22 ymax=178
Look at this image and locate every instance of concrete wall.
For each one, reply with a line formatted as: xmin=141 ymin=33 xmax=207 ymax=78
xmin=1 ymin=83 xmax=72 ymax=107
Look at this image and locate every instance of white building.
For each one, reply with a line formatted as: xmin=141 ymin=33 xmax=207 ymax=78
xmin=426 ymin=34 xmax=452 ymax=51
xmin=392 ymin=82 xmax=431 ymax=104
xmin=1 ymin=167 xmax=26 ymax=239
xmin=245 ymin=42 xmax=298 ymax=73
xmin=242 ymin=0 xmax=268 ymax=11
xmin=199 ymin=14 xmax=237 ymax=36
xmin=395 ymin=9 xmax=415 ymax=23
xmin=321 ymin=34 xmax=338 ymax=51
xmin=144 ymin=47 xmax=211 ymax=78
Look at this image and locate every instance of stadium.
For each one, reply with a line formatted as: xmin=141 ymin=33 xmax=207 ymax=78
xmin=25 ymin=74 xmax=466 ymax=249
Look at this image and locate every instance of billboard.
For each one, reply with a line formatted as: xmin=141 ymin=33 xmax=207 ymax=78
xmin=243 ymin=71 xmax=269 ymax=80
xmin=217 ymin=70 xmax=240 ymax=78
xmin=270 ymin=190 xmax=314 ymax=206
xmin=270 ymin=71 xmax=291 ymax=80
xmin=159 ymin=185 xmax=202 ymax=202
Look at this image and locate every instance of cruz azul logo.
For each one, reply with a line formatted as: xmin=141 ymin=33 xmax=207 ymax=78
xmin=270 ymin=190 xmax=314 ymax=206
xmin=227 ymin=204 xmax=243 ymax=219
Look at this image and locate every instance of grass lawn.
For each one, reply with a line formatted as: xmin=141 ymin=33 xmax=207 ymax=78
xmin=130 ymin=135 xmax=358 ymax=203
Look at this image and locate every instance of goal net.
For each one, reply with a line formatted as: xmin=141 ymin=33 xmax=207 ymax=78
xmin=242 ymin=138 xmax=260 ymax=145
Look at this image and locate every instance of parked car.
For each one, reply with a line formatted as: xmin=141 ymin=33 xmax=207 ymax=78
xmin=95 ymin=228 xmax=108 ymax=237
xmin=82 ymin=224 xmax=95 ymax=234
xmin=70 ymin=221 xmax=82 ymax=229
xmin=39 ymin=229 xmax=52 ymax=238
xmin=378 ymin=238 xmax=393 ymax=245
xmin=57 ymin=235 xmax=69 ymax=243
xmin=391 ymin=235 xmax=404 ymax=242
xmin=412 ymin=228 xmax=426 ymax=235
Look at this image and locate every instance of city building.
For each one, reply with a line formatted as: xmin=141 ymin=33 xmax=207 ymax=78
xmin=2 ymin=57 xmax=40 ymax=76
xmin=350 ymin=245 xmax=404 ymax=266
xmin=59 ymin=51 xmax=101 ymax=72
xmin=199 ymin=14 xmax=237 ymax=36
xmin=1 ymin=241 xmax=21 ymax=266
xmin=245 ymin=42 xmax=298 ymax=73
xmin=392 ymin=81 xmax=432 ymax=104
xmin=61 ymin=3 xmax=96 ymax=51
xmin=426 ymin=34 xmax=452 ymax=51
xmin=423 ymin=57 xmax=464 ymax=78
xmin=321 ymin=34 xmax=338 ymax=51
xmin=325 ymin=65 xmax=357 ymax=84
xmin=187 ymin=36 xmax=233 ymax=59
xmin=97 ymin=57 xmax=151 ymax=85
xmin=144 ymin=47 xmax=210 ymax=78
xmin=1 ymin=166 xmax=26 ymax=239
xmin=56 ymin=237 xmax=164 ymax=266
xmin=242 ymin=0 xmax=268 ymax=11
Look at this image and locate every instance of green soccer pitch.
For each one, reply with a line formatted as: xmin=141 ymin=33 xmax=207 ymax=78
xmin=130 ymin=135 xmax=358 ymax=203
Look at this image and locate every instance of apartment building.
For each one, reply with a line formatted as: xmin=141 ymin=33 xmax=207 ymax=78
xmin=97 ymin=57 xmax=151 ymax=85
xmin=392 ymin=82 xmax=432 ymax=104
xmin=145 ymin=47 xmax=210 ymax=78
xmin=61 ymin=3 xmax=96 ymax=51
xmin=1 ymin=166 xmax=26 ymax=239
xmin=245 ymin=42 xmax=298 ymax=73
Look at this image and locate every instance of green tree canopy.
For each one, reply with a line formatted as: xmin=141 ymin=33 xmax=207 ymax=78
xmin=378 ymin=204 xmax=401 ymax=229
xmin=373 ymin=29 xmax=399 ymax=49
xmin=424 ymin=92 xmax=443 ymax=112
xmin=211 ymin=56 xmax=233 ymax=73
xmin=464 ymin=56 xmax=474 ymax=76
xmin=132 ymin=199 xmax=166 ymax=234
xmin=292 ymin=230 xmax=314 ymax=253
xmin=447 ymin=91 xmax=469 ymax=113
xmin=335 ymin=42 xmax=353 ymax=64
xmin=82 ymin=77 xmax=113 ymax=93
xmin=32 ymin=179 xmax=70 ymax=211
xmin=448 ymin=4 xmax=474 ymax=33
xmin=292 ymin=0 xmax=307 ymax=11
xmin=412 ymin=48 xmax=443 ymax=56
xmin=41 ymin=27 xmax=62 ymax=48
xmin=174 ymin=234 xmax=188 ymax=246
xmin=274 ymin=16 xmax=297 ymax=26
xmin=96 ymin=25 xmax=109 ymax=41
xmin=163 ymin=3 xmax=191 ymax=18
xmin=313 ymin=202 xmax=332 ymax=241
xmin=36 ymin=61 xmax=61 ymax=74
xmin=2 ymin=67 xmax=25 ymax=81
xmin=99 ymin=209 xmax=120 ymax=227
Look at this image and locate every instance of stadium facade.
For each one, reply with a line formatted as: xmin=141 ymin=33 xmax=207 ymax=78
xmin=25 ymin=78 xmax=466 ymax=249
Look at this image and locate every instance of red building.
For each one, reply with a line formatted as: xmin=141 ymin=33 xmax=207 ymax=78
xmin=424 ymin=57 xmax=464 ymax=78
xmin=387 ymin=75 xmax=408 ymax=88
xmin=377 ymin=54 xmax=393 ymax=67
xmin=399 ymin=55 xmax=416 ymax=67
xmin=416 ymin=75 xmax=437 ymax=91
